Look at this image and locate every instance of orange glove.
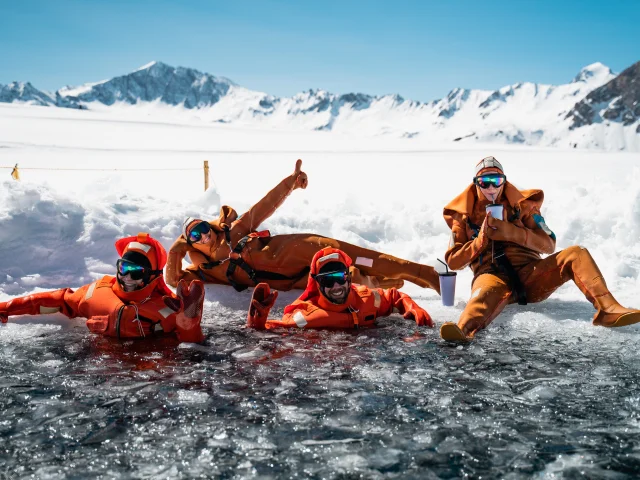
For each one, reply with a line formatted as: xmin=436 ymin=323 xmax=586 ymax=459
xmin=164 ymin=279 xmax=205 ymax=343
xmin=290 ymin=159 xmax=308 ymax=190
xmin=398 ymin=296 xmax=434 ymax=327
xmin=486 ymin=216 xmax=525 ymax=244
xmin=247 ymin=283 xmax=279 ymax=330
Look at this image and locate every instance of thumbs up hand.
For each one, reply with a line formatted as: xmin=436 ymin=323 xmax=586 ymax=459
xmin=291 ymin=159 xmax=308 ymax=190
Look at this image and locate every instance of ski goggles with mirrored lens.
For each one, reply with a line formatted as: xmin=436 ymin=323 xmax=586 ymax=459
xmin=187 ymin=221 xmax=211 ymax=243
xmin=116 ymin=259 xmax=148 ymax=280
xmin=474 ymin=174 xmax=506 ymax=189
xmin=314 ymin=270 xmax=350 ymax=288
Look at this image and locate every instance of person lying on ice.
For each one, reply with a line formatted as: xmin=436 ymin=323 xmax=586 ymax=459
xmin=245 ymin=247 xmax=433 ymax=330
xmin=166 ymin=159 xmax=440 ymax=294
xmin=0 ymin=233 xmax=206 ymax=343
xmin=439 ymin=156 xmax=640 ymax=343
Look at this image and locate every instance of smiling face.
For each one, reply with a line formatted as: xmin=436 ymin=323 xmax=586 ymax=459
xmin=196 ymin=230 xmax=212 ymax=245
xmin=117 ymin=271 xmax=145 ymax=292
xmin=315 ymin=267 xmax=352 ymax=305
xmin=321 ymin=277 xmax=351 ymax=304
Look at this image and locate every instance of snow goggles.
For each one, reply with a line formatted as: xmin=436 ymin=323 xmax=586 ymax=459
xmin=116 ymin=259 xmax=148 ymax=281
xmin=187 ymin=221 xmax=211 ymax=243
xmin=474 ymin=174 xmax=506 ymax=189
xmin=314 ymin=270 xmax=350 ymax=288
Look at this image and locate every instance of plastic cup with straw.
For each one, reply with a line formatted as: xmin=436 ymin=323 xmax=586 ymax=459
xmin=437 ymin=259 xmax=457 ymax=307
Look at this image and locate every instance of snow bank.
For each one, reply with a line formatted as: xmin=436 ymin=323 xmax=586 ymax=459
xmin=0 ymin=180 xmax=221 ymax=295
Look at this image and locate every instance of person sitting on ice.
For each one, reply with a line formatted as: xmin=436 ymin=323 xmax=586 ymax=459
xmin=0 ymin=233 xmax=205 ymax=343
xmin=166 ymin=159 xmax=441 ymax=295
xmin=245 ymin=247 xmax=433 ymax=330
xmin=439 ymin=156 xmax=640 ymax=343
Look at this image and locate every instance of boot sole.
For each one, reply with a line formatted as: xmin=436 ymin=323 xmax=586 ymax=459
xmin=440 ymin=322 xmax=472 ymax=343
xmin=605 ymin=311 xmax=640 ymax=328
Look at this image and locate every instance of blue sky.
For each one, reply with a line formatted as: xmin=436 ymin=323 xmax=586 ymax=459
xmin=1 ymin=0 xmax=638 ymax=101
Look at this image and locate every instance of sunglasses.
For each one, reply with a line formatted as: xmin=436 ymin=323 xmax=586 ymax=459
xmin=314 ymin=270 xmax=350 ymax=289
xmin=188 ymin=221 xmax=211 ymax=243
xmin=116 ymin=259 xmax=148 ymax=281
xmin=474 ymin=174 xmax=506 ymax=189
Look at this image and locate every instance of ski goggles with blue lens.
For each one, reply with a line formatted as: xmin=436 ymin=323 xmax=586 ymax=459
xmin=116 ymin=259 xmax=148 ymax=280
xmin=187 ymin=221 xmax=211 ymax=243
xmin=474 ymin=174 xmax=506 ymax=189
xmin=313 ymin=270 xmax=350 ymax=288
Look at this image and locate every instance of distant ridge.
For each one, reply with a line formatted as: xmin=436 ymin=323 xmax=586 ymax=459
xmin=1 ymin=59 xmax=639 ymax=151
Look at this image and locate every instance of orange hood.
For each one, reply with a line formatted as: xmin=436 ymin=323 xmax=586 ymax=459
xmin=114 ymin=233 xmax=173 ymax=298
xmin=284 ymin=247 xmax=353 ymax=314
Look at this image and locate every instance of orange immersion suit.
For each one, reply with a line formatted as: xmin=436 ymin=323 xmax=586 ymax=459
xmin=246 ymin=247 xmax=433 ymax=330
xmin=166 ymin=163 xmax=440 ymax=294
xmin=440 ymin=181 xmax=640 ymax=341
xmin=0 ymin=234 xmax=204 ymax=343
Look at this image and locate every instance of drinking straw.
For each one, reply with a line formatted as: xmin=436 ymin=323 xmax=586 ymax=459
xmin=437 ymin=258 xmax=450 ymax=274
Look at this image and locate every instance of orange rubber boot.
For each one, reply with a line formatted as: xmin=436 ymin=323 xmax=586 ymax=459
xmin=568 ymin=248 xmax=640 ymax=328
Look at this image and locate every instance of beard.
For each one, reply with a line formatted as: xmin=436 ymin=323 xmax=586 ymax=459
xmin=323 ymin=284 xmax=350 ymax=304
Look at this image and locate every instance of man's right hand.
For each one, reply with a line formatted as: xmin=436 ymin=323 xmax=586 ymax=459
xmin=291 ymin=159 xmax=308 ymax=190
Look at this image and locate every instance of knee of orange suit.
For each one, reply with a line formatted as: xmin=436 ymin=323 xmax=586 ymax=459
xmin=563 ymin=245 xmax=587 ymax=263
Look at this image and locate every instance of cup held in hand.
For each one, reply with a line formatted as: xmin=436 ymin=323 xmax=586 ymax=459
xmin=486 ymin=203 xmax=504 ymax=220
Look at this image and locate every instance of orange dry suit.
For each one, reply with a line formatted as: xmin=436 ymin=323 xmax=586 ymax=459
xmin=0 ymin=234 xmax=204 ymax=343
xmin=166 ymin=173 xmax=440 ymax=293
xmin=441 ymin=181 xmax=640 ymax=340
xmin=247 ymin=248 xmax=433 ymax=330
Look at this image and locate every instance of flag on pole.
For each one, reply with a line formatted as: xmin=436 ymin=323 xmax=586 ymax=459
xmin=11 ymin=164 xmax=20 ymax=181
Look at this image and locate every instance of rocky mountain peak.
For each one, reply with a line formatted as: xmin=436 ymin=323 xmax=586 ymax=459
xmin=566 ymin=60 xmax=640 ymax=129
xmin=572 ymin=62 xmax=614 ymax=83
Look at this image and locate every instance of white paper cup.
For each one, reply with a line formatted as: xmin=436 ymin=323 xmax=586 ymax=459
xmin=486 ymin=203 xmax=504 ymax=220
xmin=439 ymin=272 xmax=457 ymax=307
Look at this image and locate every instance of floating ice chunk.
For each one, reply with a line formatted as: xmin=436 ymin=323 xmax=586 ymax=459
xmin=176 ymin=390 xmax=210 ymax=403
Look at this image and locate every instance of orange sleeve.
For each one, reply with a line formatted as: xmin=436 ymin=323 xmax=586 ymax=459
xmin=166 ymin=237 xmax=190 ymax=287
xmin=59 ymin=285 xmax=92 ymax=317
xmin=444 ymin=213 xmax=488 ymax=270
xmin=229 ymin=175 xmax=296 ymax=242
xmin=520 ymin=208 xmax=556 ymax=254
xmin=266 ymin=303 xmax=354 ymax=330
xmin=374 ymin=288 xmax=419 ymax=317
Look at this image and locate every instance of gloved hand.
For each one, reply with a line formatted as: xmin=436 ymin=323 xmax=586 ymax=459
xmin=290 ymin=159 xmax=308 ymax=190
xmin=247 ymin=282 xmax=278 ymax=330
xmin=485 ymin=216 xmax=525 ymax=244
xmin=399 ymin=296 xmax=434 ymax=327
xmin=0 ymin=308 xmax=7 ymax=324
xmin=472 ymin=216 xmax=491 ymax=252
xmin=164 ymin=279 xmax=205 ymax=343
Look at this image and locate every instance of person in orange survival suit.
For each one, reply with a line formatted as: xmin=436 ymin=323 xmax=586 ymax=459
xmin=245 ymin=247 xmax=433 ymax=330
xmin=439 ymin=156 xmax=640 ymax=342
xmin=0 ymin=233 xmax=206 ymax=343
xmin=166 ymin=159 xmax=440 ymax=294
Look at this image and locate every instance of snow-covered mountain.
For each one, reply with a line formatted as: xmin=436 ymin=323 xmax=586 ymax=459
xmin=567 ymin=61 xmax=640 ymax=132
xmin=0 ymin=81 xmax=56 ymax=106
xmin=2 ymin=60 xmax=639 ymax=150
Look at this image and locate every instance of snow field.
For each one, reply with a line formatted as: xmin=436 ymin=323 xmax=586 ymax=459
xmin=1 ymin=104 xmax=640 ymax=345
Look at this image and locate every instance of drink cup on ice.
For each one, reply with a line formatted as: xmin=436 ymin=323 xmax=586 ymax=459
xmin=439 ymin=271 xmax=457 ymax=307
xmin=486 ymin=203 xmax=504 ymax=220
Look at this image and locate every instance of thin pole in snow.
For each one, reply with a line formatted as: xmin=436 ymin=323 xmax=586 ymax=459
xmin=204 ymin=160 xmax=210 ymax=191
